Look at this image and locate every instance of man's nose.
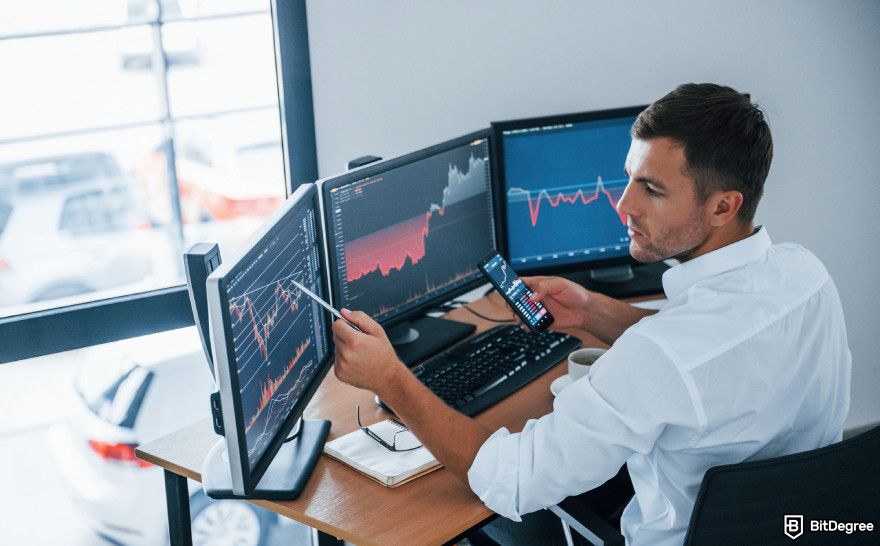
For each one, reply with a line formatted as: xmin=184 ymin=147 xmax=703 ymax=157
xmin=616 ymin=181 xmax=637 ymax=220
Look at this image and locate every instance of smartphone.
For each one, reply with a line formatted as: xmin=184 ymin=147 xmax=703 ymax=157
xmin=478 ymin=251 xmax=554 ymax=332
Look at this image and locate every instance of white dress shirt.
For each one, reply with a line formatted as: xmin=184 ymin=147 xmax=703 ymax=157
xmin=467 ymin=227 xmax=851 ymax=545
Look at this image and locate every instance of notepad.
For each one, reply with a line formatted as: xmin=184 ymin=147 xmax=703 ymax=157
xmin=323 ymin=420 xmax=442 ymax=487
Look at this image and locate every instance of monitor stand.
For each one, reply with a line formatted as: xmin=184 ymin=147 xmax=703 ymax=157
xmin=562 ymin=261 xmax=669 ymax=299
xmin=387 ymin=315 xmax=476 ymax=367
xmin=201 ymin=418 xmax=330 ymax=500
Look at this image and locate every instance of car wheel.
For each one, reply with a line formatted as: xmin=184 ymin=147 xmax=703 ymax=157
xmin=189 ymin=491 xmax=275 ymax=546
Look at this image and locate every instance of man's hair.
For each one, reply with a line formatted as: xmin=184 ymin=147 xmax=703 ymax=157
xmin=631 ymin=83 xmax=773 ymax=222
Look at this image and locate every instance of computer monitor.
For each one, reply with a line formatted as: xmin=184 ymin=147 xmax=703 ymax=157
xmin=492 ymin=106 xmax=668 ymax=296
xmin=205 ymin=184 xmax=332 ymax=497
xmin=319 ymin=129 xmax=497 ymax=365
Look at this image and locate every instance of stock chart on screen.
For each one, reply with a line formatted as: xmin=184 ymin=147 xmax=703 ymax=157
xmin=327 ymin=138 xmax=495 ymax=321
xmin=224 ymin=204 xmax=330 ymax=468
xmin=501 ymin=115 xmax=637 ymax=269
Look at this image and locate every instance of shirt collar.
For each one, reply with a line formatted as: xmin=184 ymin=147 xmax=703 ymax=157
xmin=661 ymin=226 xmax=772 ymax=300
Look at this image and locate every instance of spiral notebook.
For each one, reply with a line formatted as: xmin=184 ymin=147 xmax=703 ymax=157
xmin=323 ymin=419 xmax=442 ymax=487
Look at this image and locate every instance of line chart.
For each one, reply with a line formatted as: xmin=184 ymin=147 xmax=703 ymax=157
xmin=230 ymin=279 xmax=303 ymax=360
xmin=507 ymin=176 xmax=627 ymax=228
xmin=246 ymin=338 xmax=311 ymax=432
xmin=223 ymin=201 xmax=332 ymax=468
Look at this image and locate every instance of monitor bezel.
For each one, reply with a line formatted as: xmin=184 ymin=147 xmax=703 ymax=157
xmin=206 ymin=183 xmax=335 ymax=495
xmin=318 ymin=128 xmax=499 ymax=329
xmin=491 ymin=105 xmax=647 ymax=276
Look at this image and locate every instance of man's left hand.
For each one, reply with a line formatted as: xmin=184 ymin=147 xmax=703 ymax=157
xmin=332 ymin=308 xmax=407 ymax=396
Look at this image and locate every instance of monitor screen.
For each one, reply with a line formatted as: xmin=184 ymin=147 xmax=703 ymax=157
xmin=322 ymin=131 xmax=496 ymax=324
xmin=495 ymin=106 xmax=644 ymax=272
xmin=208 ymin=184 xmax=333 ymax=491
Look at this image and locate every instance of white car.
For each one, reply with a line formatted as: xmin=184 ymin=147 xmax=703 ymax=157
xmin=0 ymin=152 xmax=154 ymax=308
xmin=48 ymin=327 xmax=305 ymax=546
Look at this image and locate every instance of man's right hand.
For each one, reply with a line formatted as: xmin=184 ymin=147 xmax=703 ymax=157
xmin=515 ymin=275 xmax=590 ymax=330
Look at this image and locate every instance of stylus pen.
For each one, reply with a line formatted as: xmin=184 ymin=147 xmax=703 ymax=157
xmin=291 ymin=279 xmax=364 ymax=333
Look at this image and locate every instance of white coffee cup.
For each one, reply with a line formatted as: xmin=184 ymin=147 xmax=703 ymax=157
xmin=567 ymin=347 xmax=606 ymax=381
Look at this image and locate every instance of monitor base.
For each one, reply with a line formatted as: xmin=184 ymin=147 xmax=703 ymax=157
xmin=201 ymin=418 xmax=330 ymax=500
xmin=564 ymin=261 xmax=669 ymax=298
xmin=389 ymin=315 xmax=476 ymax=367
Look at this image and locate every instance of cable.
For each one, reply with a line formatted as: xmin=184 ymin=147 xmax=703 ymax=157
xmin=283 ymin=418 xmax=304 ymax=443
xmin=457 ymin=303 xmax=514 ymax=324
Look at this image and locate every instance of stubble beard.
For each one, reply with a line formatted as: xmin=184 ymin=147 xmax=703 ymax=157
xmin=629 ymin=209 xmax=709 ymax=263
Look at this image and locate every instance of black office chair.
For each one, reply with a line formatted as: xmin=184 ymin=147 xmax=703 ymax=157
xmin=551 ymin=425 xmax=880 ymax=546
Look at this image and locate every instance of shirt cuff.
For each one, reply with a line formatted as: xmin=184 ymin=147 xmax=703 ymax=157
xmin=467 ymin=426 xmax=523 ymax=521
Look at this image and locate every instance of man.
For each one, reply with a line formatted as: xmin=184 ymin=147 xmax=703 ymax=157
xmin=331 ymin=83 xmax=851 ymax=545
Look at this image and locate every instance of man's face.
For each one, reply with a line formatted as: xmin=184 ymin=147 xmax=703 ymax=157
xmin=618 ymin=137 xmax=710 ymax=262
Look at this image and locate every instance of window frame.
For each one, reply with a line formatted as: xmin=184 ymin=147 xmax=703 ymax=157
xmin=0 ymin=0 xmax=317 ymax=364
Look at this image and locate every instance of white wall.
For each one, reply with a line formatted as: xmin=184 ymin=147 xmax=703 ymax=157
xmin=305 ymin=0 xmax=880 ymax=428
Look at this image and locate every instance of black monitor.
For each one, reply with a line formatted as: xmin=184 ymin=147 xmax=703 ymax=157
xmin=492 ymin=106 xmax=668 ymax=296
xmin=319 ymin=129 xmax=497 ymax=365
xmin=205 ymin=184 xmax=332 ymax=498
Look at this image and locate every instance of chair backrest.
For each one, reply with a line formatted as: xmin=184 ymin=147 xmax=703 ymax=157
xmin=683 ymin=426 xmax=880 ymax=545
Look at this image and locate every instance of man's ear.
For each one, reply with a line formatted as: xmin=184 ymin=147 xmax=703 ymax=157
xmin=708 ymin=190 xmax=744 ymax=227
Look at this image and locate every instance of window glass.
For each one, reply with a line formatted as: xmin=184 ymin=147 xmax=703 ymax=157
xmin=0 ymin=28 xmax=162 ymax=141
xmin=160 ymin=0 xmax=270 ymax=21
xmin=173 ymin=109 xmax=285 ymax=251
xmin=1 ymin=2 xmax=295 ymax=543
xmin=0 ymin=3 xmax=284 ymax=320
xmin=58 ymin=185 xmax=144 ymax=235
xmin=0 ymin=0 xmax=300 ymax=544
xmin=0 ymin=203 xmax=11 ymax=237
xmin=0 ymin=0 xmax=129 ymax=37
xmin=165 ymin=13 xmax=279 ymax=117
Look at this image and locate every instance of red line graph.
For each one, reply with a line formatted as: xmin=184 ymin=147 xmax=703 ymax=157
xmin=509 ymin=177 xmax=626 ymax=228
xmin=229 ymin=281 xmax=303 ymax=360
xmin=246 ymin=338 xmax=311 ymax=432
xmin=344 ymin=206 xmax=445 ymax=282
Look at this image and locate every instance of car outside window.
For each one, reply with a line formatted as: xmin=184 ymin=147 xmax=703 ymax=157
xmin=59 ymin=186 xmax=144 ymax=236
xmin=0 ymin=202 xmax=11 ymax=237
xmin=77 ymin=361 xmax=154 ymax=429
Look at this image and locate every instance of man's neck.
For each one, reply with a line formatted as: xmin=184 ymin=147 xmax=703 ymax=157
xmin=677 ymin=222 xmax=757 ymax=263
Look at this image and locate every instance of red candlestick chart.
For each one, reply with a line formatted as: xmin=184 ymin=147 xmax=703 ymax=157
xmin=245 ymin=338 xmax=311 ymax=433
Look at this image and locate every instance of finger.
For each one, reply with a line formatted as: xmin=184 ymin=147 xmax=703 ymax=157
xmin=521 ymin=275 xmax=549 ymax=290
xmin=341 ymin=309 xmax=384 ymax=336
xmin=332 ymin=331 xmax=346 ymax=348
xmin=332 ymin=360 xmax=346 ymax=381
xmin=528 ymin=276 xmax=565 ymax=301
xmin=332 ymin=317 xmax=357 ymax=344
xmin=522 ymin=276 xmax=547 ymax=300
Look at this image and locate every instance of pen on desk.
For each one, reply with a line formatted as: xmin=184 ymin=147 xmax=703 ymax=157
xmin=290 ymin=279 xmax=364 ymax=333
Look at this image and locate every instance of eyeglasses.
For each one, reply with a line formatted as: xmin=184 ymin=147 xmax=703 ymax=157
xmin=356 ymin=405 xmax=422 ymax=452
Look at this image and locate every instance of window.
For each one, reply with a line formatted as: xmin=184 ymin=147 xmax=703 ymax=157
xmin=0 ymin=0 xmax=286 ymax=320
xmin=0 ymin=1 xmax=316 ymax=543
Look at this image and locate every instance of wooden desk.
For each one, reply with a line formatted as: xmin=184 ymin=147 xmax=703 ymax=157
xmin=137 ymin=291 xmax=659 ymax=546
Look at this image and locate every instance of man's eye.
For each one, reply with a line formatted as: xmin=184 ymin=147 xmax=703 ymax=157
xmin=645 ymin=185 xmax=660 ymax=196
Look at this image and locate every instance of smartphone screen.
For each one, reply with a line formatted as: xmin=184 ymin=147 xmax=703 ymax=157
xmin=478 ymin=251 xmax=554 ymax=332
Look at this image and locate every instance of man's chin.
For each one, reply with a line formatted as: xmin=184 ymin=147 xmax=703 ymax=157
xmin=629 ymin=242 xmax=663 ymax=263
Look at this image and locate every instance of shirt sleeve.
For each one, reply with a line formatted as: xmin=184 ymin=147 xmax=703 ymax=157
xmin=467 ymin=331 xmax=699 ymax=521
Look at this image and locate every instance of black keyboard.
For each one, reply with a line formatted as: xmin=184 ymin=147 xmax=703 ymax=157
xmin=411 ymin=325 xmax=582 ymax=416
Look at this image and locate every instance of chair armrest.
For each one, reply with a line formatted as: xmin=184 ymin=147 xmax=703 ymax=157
xmin=549 ymin=497 xmax=625 ymax=546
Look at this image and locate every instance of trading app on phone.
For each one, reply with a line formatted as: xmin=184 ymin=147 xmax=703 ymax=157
xmin=480 ymin=252 xmax=553 ymax=331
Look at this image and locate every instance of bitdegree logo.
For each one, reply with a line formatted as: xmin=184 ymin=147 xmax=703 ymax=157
xmin=810 ymin=520 xmax=875 ymax=534
xmin=785 ymin=515 xmax=875 ymax=540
